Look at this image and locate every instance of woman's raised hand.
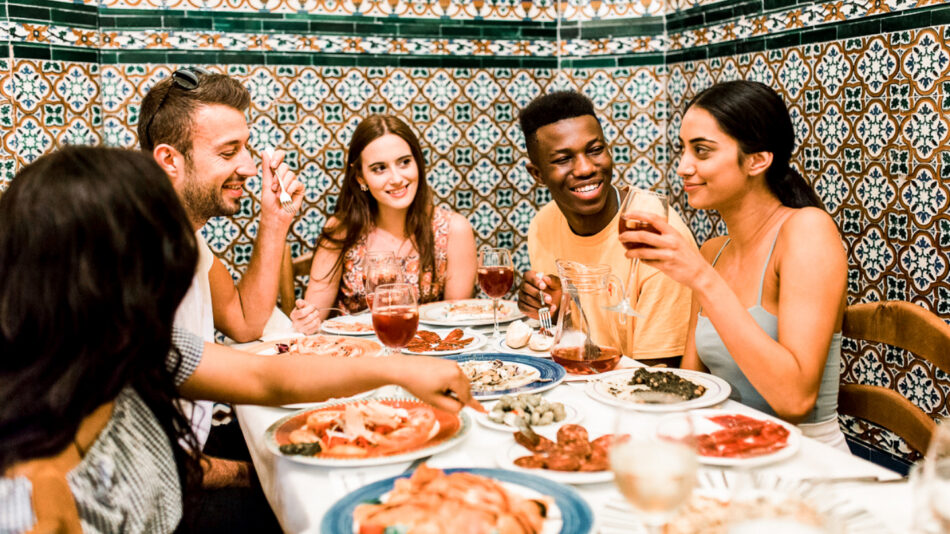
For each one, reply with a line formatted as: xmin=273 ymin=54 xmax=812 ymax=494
xmin=619 ymin=210 xmax=712 ymax=288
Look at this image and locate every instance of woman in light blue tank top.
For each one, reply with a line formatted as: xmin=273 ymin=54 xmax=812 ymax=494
xmin=618 ymin=81 xmax=849 ymax=450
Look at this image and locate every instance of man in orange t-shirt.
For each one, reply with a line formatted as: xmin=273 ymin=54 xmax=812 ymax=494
xmin=516 ymin=91 xmax=697 ymax=366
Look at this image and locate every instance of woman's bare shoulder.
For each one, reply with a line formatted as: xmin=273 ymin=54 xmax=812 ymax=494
xmin=699 ymin=234 xmax=730 ymax=262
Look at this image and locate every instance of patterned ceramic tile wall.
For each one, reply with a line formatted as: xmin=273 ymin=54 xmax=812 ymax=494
xmin=3 ymin=0 xmax=949 ymax=461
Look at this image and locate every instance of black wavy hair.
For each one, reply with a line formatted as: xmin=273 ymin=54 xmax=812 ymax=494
xmin=686 ymin=80 xmax=824 ymax=209
xmin=0 ymin=146 xmax=202 ymax=498
xmin=518 ymin=91 xmax=598 ymax=163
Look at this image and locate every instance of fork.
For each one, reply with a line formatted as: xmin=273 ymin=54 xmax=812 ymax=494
xmin=538 ymin=306 xmax=554 ymax=334
xmin=265 ymin=148 xmax=296 ymax=215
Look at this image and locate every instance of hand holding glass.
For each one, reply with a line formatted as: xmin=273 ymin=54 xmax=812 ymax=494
xmin=613 ymin=188 xmax=670 ymax=318
xmin=370 ymin=283 xmax=419 ymax=356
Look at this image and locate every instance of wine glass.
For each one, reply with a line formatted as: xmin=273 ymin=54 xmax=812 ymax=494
xmin=610 ymin=409 xmax=698 ymax=533
xmin=369 ymin=282 xmax=419 ymax=356
xmin=477 ymin=247 xmax=514 ymax=339
xmin=923 ymin=418 xmax=950 ymax=532
xmin=613 ymin=187 xmax=669 ymax=319
xmin=364 ymin=251 xmax=403 ymax=303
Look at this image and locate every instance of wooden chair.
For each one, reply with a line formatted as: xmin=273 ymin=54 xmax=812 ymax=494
xmin=278 ymin=244 xmax=314 ymax=317
xmin=839 ymin=300 xmax=950 ymax=455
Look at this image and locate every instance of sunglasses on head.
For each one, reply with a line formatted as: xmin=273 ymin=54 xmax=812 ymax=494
xmin=143 ymin=66 xmax=210 ymax=149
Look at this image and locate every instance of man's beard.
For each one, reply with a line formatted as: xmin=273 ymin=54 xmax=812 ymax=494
xmin=180 ymin=162 xmax=240 ymax=223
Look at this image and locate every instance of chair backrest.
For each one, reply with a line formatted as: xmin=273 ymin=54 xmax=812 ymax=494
xmin=840 ymin=300 xmax=950 ymax=455
xmin=278 ymin=244 xmax=315 ymax=316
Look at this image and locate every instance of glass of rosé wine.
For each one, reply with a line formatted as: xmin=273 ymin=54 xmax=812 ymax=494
xmin=613 ymin=187 xmax=669 ymax=318
xmin=369 ymin=282 xmax=419 ymax=356
xmin=477 ymin=247 xmax=514 ymax=340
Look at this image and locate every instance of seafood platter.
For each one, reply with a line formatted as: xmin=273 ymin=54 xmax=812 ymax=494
xmin=265 ymin=398 xmax=471 ymax=467
xmin=321 ymin=464 xmax=595 ymax=534
xmin=319 ymin=315 xmax=375 ymax=336
xmin=475 ymin=393 xmax=582 ymax=432
xmin=245 ymin=334 xmax=382 ymax=359
xmin=401 ymin=328 xmax=487 ymax=355
xmin=419 ymin=298 xmax=524 ymax=326
xmin=587 ymin=367 xmax=731 ymax=412
xmin=447 ymin=353 xmax=566 ymax=400
xmin=498 ymin=423 xmax=617 ymax=485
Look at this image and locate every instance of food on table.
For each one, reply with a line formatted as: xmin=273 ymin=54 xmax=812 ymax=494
xmin=281 ymin=400 xmax=439 ymax=458
xmin=443 ymin=299 xmax=512 ymax=319
xmin=274 ymin=335 xmax=380 ymax=358
xmin=628 ymin=368 xmax=706 ymax=400
xmin=505 ymin=319 xmax=533 ymax=349
xmin=601 ymin=368 xmax=706 ymax=403
xmin=665 ymin=493 xmax=825 ymax=534
xmin=322 ymin=318 xmax=374 ymax=333
xmin=528 ymin=331 xmax=554 ymax=352
xmin=488 ymin=393 xmax=566 ymax=427
xmin=460 ymin=359 xmax=541 ymax=392
xmin=405 ymin=328 xmax=474 ymax=352
xmin=695 ymin=414 xmax=790 ymax=458
xmin=353 ymin=464 xmax=549 ymax=534
xmin=513 ymin=424 xmax=614 ymax=472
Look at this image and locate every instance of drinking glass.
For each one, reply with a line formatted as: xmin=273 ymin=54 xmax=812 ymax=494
xmin=369 ymin=283 xmax=419 ymax=356
xmin=615 ymin=187 xmax=669 ymax=318
xmin=610 ymin=409 xmax=698 ymax=533
xmin=477 ymin=247 xmax=514 ymax=339
xmin=364 ymin=251 xmax=403 ymax=303
xmin=923 ymin=418 xmax=950 ymax=532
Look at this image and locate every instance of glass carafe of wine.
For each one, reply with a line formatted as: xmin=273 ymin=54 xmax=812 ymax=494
xmin=550 ymin=259 xmax=626 ymax=375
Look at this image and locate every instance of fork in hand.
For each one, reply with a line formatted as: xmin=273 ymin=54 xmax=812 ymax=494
xmin=265 ymin=148 xmax=296 ymax=215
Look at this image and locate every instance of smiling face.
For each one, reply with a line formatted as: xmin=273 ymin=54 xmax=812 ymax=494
xmin=676 ymin=106 xmax=755 ymax=211
xmin=356 ymin=133 xmax=419 ymax=212
xmin=176 ymin=104 xmax=256 ymax=225
xmin=527 ymin=115 xmax=614 ymax=232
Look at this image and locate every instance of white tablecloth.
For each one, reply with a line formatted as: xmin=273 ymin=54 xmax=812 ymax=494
xmin=233 ymin=324 xmax=912 ymax=534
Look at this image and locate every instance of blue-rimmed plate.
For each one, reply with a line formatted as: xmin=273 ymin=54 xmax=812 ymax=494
xmin=446 ymin=353 xmax=566 ymax=401
xmin=320 ymin=467 xmax=595 ymax=534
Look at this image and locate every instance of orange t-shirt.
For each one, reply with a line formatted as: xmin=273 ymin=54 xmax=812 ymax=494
xmin=527 ymin=201 xmax=696 ymax=360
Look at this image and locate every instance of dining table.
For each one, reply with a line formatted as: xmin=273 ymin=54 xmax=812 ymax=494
xmin=233 ymin=311 xmax=914 ymax=533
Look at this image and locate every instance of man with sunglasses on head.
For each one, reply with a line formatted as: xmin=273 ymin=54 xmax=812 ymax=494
xmin=138 ymin=68 xmax=296 ymax=531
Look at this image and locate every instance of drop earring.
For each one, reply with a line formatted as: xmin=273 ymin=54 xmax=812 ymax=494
xmin=359 ymin=183 xmax=368 ymax=191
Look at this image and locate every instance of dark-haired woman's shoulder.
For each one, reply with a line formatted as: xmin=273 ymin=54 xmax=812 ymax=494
xmin=699 ymin=235 xmax=730 ymax=263
xmin=320 ymin=215 xmax=347 ymax=241
xmin=781 ymin=207 xmax=842 ymax=243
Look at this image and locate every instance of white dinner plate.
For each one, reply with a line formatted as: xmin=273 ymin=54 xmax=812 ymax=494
xmin=585 ymin=368 xmax=731 ymax=412
xmin=474 ymin=400 xmax=582 ymax=433
xmin=320 ymin=315 xmax=375 ymax=336
xmin=401 ymin=330 xmax=488 ymax=356
xmin=496 ymin=442 xmax=614 ymax=485
xmin=676 ymin=409 xmax=801 ymax=467
xmin=493 ymin=336 xmax=553 ymax=358
xmin=265 ymin=397 xmax=471 ymax=467
xmin=419 ymin=298 xmax=524 ymax=326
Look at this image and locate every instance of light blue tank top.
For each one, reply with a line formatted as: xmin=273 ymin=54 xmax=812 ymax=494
xmin=694 ymin=229 xmax=841 ymax=424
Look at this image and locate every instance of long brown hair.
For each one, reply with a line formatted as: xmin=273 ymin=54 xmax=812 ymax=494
xmin=318 ymin=114 xmax=436 ymax=295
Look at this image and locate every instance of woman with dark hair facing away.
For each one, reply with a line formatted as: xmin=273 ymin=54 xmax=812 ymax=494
xmin=619 ymin=80 xmax=848 ymax=449
xmin=290 ymin=114 xmax=477 ymax=333
xmin=0 ymin=146 xmax=480 ymax=532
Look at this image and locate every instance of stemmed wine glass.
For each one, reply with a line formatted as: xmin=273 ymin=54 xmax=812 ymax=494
xmin=364 ymin=251 xmax=403 ymax=305
xmin=610 ymin=408 xmax=698 ymax=533
xmin=369 ymin=282 xmax=419 ymax=357
xmin=921 ymin=418 xmax=950 ymax=532
xmin=477 ymin=247 xmax=514 ymax=339
xmin=613 ymin=187 xmax=670 ymax=319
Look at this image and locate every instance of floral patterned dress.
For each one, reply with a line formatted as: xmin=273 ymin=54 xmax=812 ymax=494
xmin=336 ymin=206 xmax=451 ymax=313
